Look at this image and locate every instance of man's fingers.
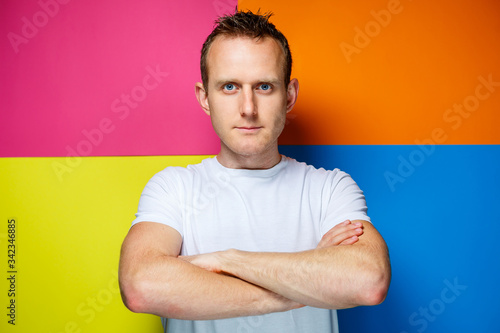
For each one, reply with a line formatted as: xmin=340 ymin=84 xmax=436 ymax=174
xmin=317 ymin=220 xmax=364 ymax=248
xmin=329 ymin=227 xmax=363 ymax=245
xmin=339 ymin=235 xmax=359 ymax=245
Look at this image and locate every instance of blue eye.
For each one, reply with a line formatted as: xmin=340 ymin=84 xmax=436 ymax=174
xmin=224 ymin=83 xmax=235 ymax=91
xmin=260 ymin=84 xmax=271 ymax=91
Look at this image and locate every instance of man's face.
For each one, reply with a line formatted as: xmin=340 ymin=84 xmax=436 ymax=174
xmin=198 ymin=35 xmax=295 ymax=162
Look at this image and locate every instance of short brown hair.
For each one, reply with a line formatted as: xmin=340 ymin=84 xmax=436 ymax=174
xmin=200 ymin=9 xmax=292 ymax=93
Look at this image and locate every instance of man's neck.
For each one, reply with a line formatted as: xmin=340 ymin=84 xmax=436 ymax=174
xmin=216 ymin=147 xmax=282 ymax=170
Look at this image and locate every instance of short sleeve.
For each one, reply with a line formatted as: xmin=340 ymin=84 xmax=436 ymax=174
xmin=320 ymin=170 xmax=370 ymax=235
xmin=131 ymin=168 xmax=184 ymax=237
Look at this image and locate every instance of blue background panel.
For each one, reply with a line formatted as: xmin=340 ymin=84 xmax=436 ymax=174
xmin=279 ymin=144 xmax=500 ymax=333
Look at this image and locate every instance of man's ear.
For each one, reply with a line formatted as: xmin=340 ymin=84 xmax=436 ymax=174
xmin=285 ymin=78 xmax=299 ymax=113
xmin=195 ymin=82 xmax=210 ymax=116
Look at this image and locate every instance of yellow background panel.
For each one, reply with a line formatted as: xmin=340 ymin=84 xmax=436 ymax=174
xmin=240 ymin=0 xmax=500 ymax=144
xmin=0 ymin=155 xmax=210 ymax=332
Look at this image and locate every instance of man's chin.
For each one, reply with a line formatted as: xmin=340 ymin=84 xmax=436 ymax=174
xmin=226 ymin=144 xmax=270 ymax=158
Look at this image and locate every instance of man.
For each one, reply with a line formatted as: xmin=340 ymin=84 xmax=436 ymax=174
xmin=119 ymin=10 xmax=390 ymax=333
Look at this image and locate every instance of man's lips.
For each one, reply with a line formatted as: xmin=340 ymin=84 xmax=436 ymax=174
xmin=235 ymin=126 xmax=262 ymax=132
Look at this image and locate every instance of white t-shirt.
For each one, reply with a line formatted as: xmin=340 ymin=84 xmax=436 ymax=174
xmin=132 ymin=155 xmax=371 ymax=333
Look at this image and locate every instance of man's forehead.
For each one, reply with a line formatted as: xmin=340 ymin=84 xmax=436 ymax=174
xmin=209 ymin=35 xmax=282 ymax=59
xmin=210 ymin=34 xmax=280 ymax=49
xmin=206 ymin=35 xmax=286 ymax=79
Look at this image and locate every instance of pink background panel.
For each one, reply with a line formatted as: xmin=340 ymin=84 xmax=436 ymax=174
xmin=0 ymin=0 xmax=237 ymax=157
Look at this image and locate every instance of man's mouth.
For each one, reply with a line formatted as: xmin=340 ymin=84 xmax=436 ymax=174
xmin=235 ymin=126 xmax=262 ymax=132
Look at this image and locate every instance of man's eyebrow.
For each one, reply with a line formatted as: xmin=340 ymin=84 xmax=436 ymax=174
xmin=213 ymin=79 xmax=235 ymax=87
xmin=259 ymin=79 xmax=282 ymax=86
xmin=213 ymin=78 xmax=282 ymax=86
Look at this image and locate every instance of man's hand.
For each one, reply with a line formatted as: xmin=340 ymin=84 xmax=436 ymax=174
xmin=180 ymin=220 xmax=363 ymax=273
xmin=179 ymin=252 xmax=225 ymax=274
xmin=316 ymin=219 xmax=364 ymax=249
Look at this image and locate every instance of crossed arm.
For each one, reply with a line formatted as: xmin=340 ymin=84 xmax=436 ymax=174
xmin=118 ymin=220 xmax=391 ymax=320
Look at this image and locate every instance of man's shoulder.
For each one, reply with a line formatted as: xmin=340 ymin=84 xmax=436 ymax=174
xmin=145 ymin=157 xmax=216 ymax=188
xmin=281 ymin=156 xmax=356 ymax=193
xmin=156 ymin=156 xmax=215 ymax=175
xmin=282 ymin=155 xmax=341 ymax=177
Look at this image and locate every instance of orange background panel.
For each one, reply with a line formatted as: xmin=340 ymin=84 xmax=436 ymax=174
xmin=239 ymin=0 xmax=500 ymax=144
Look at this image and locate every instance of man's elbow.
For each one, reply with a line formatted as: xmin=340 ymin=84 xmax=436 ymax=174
xmin=119 ymin=271 xmax=186 ymax=319
xmin=361 ymin=279 xmax=390 ymax=306
xmin=359 ymin=264 xmax=391 ymax=306
xmin=119 ymin=273 xmax=149 ymax=313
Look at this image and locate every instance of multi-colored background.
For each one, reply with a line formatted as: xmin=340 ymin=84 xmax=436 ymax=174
xmin=1 ymin=0 xmax=499 ymax=332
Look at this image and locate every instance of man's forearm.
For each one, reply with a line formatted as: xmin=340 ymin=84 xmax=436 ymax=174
xmin=182 ymin=221 xmax=390 ymax=309
xmin=120 ymin=254 xmax=302 ymax=320
xmin=219 ymin=244 xmax=388 ymax=309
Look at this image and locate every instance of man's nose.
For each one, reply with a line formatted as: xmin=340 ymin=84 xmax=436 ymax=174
xmin=240 ymin=87 xmax=257 ymax=117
